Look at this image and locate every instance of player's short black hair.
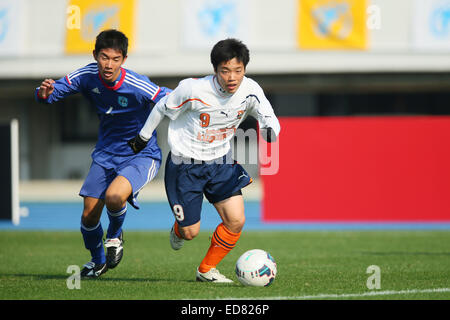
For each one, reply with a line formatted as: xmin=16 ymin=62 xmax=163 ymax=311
xmin=94 ymin=29 xmax=128 ymax=57
xmin=210 ymin=38 xmax=250 ymax=72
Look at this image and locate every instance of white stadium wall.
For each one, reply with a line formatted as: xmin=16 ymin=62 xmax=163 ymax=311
xmin=1 ymin=0 xmax=450 ymax=181
xmin=0 ymin=0 xmax=450 ymax=79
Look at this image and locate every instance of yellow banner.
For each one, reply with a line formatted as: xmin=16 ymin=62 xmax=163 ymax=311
xmin=65 ymin=0 xmax=134 ymax=54
xmin=298 ymin=0 xmax=367 ymax=50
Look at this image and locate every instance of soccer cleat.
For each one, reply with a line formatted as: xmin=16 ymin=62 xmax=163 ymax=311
xmin=196 ymin=268 xmax=234 ymax=283
xmin=170 ymin=226 xmax=184 ymax=250
xmin=80 ymin=261 xmax=108 ymax=278
xmin=104 ymin=231 xmax=124 ymax=269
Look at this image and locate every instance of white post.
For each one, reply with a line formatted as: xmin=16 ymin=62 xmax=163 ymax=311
xmin=10 ymin=119 xmax=20 ymax=225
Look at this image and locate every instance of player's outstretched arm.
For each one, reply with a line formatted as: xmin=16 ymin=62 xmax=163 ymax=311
xmin=35 ymin=70 xmax=82 ymax=104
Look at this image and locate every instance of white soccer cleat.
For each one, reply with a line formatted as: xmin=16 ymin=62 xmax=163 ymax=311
xmin=170 ymin=226 xmax=184 ymax=250
xmin=104 ymin=231 xmax=124 ymax=269
xmin=196 ymin=268 xmax=234 ymax=283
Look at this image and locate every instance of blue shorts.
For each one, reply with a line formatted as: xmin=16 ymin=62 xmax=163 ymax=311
xmin=164 ymin=152 xmax=252 ymax=227
xmin=79 ymin=153 xmax=160 ymax=209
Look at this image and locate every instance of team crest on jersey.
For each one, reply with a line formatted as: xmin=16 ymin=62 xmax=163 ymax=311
xmin=118 ymin=96 xmax=128 ymax=107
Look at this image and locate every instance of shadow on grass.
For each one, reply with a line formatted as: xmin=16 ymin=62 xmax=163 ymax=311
xmin=7 ymin=273 xmax=197 ymax=283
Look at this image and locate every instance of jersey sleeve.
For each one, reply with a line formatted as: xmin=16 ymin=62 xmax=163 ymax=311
xmin=132 ymin=73 xmax=172 ymax=103
xmin=139 ymin=95 xmax=168 ymax=141
xmin=161 ymin=78 xmax=193 ymax=121
xmin=35 ymin=75 xmax=81 ymax=104
xmin=34 ymin=65 xmax=91 ymax=104
xmin=153 ymin=85 xmax=171 ymax=103
xmin=138 ymin=77 xmax=189 ymax=141
xmin=247 ymin=82 xmax=281 ymax=137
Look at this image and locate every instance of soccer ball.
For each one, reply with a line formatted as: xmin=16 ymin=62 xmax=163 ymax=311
xmin=235 ymin=249 xmax=277 ymax=287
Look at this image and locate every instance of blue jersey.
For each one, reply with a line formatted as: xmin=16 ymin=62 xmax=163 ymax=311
xmin=35 ymin=62 xmax=170 ymax=163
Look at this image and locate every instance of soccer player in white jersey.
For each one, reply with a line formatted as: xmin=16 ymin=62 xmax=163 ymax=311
xmin=129 ymin=38 xmax=280 ymax=282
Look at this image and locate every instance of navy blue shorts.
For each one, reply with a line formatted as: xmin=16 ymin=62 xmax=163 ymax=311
xmin=164 ymin=152 xmax=252 ymax=227
xmin=79 ymin=154 xmax=160 ymax=209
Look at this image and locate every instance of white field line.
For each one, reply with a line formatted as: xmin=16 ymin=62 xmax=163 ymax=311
xmin=217 ymin=288 xmax=450 ymax=300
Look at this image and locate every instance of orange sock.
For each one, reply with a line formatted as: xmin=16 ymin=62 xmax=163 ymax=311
xmin=198 ymin=223 xmax=241 ymax=273
xmin=173 ymin=221 xmax=182 ymax=238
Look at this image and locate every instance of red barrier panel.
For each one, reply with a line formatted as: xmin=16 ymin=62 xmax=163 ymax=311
xmin=261 ymin=116 xmax=450 ymax=222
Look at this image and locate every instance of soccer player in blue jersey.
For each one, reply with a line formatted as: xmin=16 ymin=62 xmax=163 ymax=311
xmin=35 ymin=29 xmax=170 ymax=278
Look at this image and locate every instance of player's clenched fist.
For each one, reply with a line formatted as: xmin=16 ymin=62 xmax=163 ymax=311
xmin=38 ymin=79 xmax=55 ymax=99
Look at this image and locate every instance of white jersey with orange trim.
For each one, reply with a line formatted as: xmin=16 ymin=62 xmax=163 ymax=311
xmin=140 ymin=75 xmax=280 ymax=161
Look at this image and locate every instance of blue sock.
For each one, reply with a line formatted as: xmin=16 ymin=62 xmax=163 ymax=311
xmin=106 ymin=205 xmax=127 ymax=239
xmin=80 ymin=221 xmax=105 ymax=265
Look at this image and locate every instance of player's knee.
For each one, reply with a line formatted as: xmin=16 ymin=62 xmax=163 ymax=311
xmin=105 ymin=191 xmax=126 ymax=212
xmin=237 ymin=215 xmax=246 ymax=227
xmin=226 ymin=215 xmax=246 ymax=233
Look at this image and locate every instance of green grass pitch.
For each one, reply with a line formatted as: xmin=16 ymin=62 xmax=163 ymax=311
xmin=1 ymin=230 xmax=450 ymax=300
